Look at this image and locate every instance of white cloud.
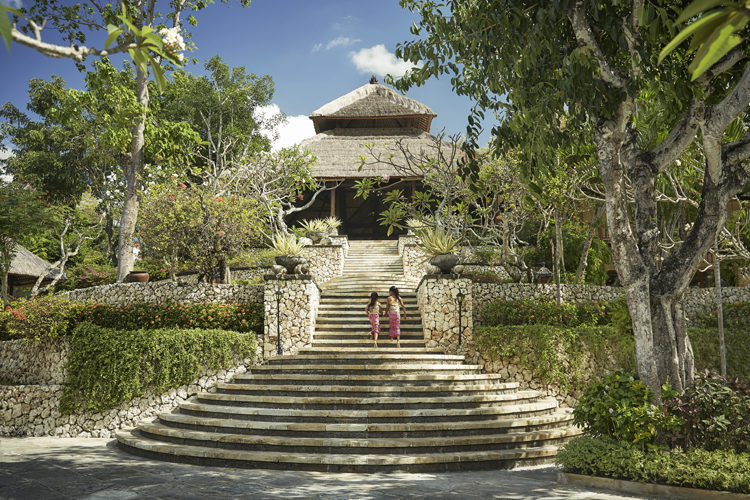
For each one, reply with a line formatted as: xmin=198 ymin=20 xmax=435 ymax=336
xmin=4 ymin=0 xmax=22 ymax=8
xmin=311 ymin=42 xmax=323 ymax=53
xmin=350 ymin=44 xmax=421 ymax=78
xmin=326 ymin=36 xmax=361 ymax=50
xmin=255 ymin=104 xmax=315 ymax=151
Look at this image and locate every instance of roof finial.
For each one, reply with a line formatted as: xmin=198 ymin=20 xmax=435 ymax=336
xmin=369 ymin=75 xmax=378 ymax=84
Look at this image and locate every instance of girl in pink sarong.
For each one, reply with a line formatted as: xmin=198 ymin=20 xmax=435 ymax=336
xmin=365 ymin=292 xmax=382 ymax=348
xmin=386 ymin=286 xmax=406 ymax=348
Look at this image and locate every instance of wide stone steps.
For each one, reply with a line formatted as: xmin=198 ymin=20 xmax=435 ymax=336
xmin=156 ymin=411 xmax=574 ymax=437
xmin=116 ymin=239 xmax=579 ymax=471
xmin=117 ymin=428 xmax=561 ymax=472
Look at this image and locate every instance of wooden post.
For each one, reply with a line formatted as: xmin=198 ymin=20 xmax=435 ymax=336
xmin=330 ymin=183 xmax=337 ymax=217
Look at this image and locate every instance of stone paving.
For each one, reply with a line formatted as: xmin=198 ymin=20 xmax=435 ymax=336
xmin=0 ymin=438 xmax=647 ymax=499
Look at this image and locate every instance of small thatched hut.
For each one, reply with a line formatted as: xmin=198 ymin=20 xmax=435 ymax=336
xmin=6 ymin=243 xmax=61 ymax=297
xmin=295 ymin=78 xmax=449 ymax=239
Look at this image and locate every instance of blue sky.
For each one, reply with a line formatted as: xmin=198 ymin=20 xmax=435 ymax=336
xmin=0 ymin=0 xmax=491 ymax=151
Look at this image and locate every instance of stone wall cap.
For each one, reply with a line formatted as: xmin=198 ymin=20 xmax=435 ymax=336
xmin=416 ymin=273 xmax=473 ymax=292
xmin=304 ymin=244 xmax=344 ymax=249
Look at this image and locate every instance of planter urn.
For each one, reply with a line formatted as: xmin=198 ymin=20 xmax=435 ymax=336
xmin=429 ymin=253 xmax=459 ymax=274
xmin=275 ymin=255 xmax=307 ymax=274
xmin=306 ymin=231 xmax=325 ymax=244
xmin=126 ymin=270 xmax=150 ymax=283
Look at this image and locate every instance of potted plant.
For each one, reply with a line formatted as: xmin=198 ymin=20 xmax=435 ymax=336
xmin=417 ymin=227 xmax=461 ymax=273
xmin=126 ymin=269 xmax=150 ymax=283
xmin=324 ymin=216 xmax=342 ymax=236
xmin=271 ymin=233 xmax=307 ymax=273
xmin=406 ymin=218 xmax=424 ymax=236
xmin=299 ymin=219 xmax=328 ymax=244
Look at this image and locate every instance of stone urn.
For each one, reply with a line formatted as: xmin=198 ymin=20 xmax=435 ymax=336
xmin=275 ymin=255 xmax=307 ymax=274
xmin=306 ymin=231 xmax=325 ymax=244
xmin=126 ymin=270 xmax=150 ymax=283
xmin=327 ymin=227 xmax=339 ymax=236
xmin=429 ymin=253 xmax=459 ymax=274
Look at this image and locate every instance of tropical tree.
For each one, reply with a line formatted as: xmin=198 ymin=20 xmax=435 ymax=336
xmin=395 ymin=0 xmax=750 ymax=398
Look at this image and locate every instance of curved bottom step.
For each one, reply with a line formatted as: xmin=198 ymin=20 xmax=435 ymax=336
xmin=116 ymin=428 xmax=560 ymax=472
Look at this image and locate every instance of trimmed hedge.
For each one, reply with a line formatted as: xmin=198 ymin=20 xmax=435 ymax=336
xmin=556 ymin=436 xmax=750 ymax=494
xmin=474 ymin=324 xmax=635 ymax=390
xmin=689 ymin=327 xmax=750 ymax=381
xmin=61 ymin=322 xmax=256 ymax=414
xmin=76 ymin=302 xmax=263 ymax=334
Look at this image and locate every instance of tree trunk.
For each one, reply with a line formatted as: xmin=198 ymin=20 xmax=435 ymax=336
xmin=116 ymin=67 xmax=149 ymax=282
xmin=1 ymin=270 xmax=9 ymax=305
xmin=105 ymin=211 xmax=116 ymax=265
xmin=575 ymin=205 xmax=604 ymax=283
xmin=650 ymin=293 xmax=695 ymax=393
xmin=553 ymin=210 xmax=562 ymax=306
xmin=713 ymin=239 xmax=727 ymax=376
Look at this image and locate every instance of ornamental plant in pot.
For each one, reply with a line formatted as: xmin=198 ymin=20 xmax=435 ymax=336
xmin=417 ymin=227 xmax=461 ymax=273
xmin=271 ymin=233 xmax=307 ymax=273
xmin=324 ymin=216 xmax=342 ymax=236
xmin=125 ymin=270 xmax=150 ymax=283
xmin=300 ymin=219 xmax=328 ymax=244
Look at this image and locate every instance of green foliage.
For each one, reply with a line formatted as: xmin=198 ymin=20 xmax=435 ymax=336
xmin=61 ymin=322 xmax=256 ymax=413
xmin=689 ymin=327 xmax=750 ymax=380
xmin=76 ymin=301 xmax=263 ymax=334
xmin=227 ymin=248 xmax=277 ymax=269
xmin=663 ymin=372 xmax=750 ymax=453
xmin=0 ymin=295 xmax=78 ymax=341
xmin=480 ymin=298 xmax=612 ymax=327
xmin=573 ymin=371 xmax=682 ymax=446
xmin=474 ymin=325 xmax=635 ymax=390
xmin=299 ymin=219 xmax=328 ymax=233
xmin=323 ymin=216 xmax=342 ymax=230
xmin=695 ymin=302 xmax=750 ymax=328
xmin=54 ymin=264 xmax=117 ymax=292
xmin=416 ymin=226 xmax=461 ymax=257
xmin=271 ymin=233 xmax=304 ymax=256
xmin=556 ymin=436 xmax=750 ymax=494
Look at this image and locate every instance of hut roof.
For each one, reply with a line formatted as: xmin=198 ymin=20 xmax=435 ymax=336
xmin=8 ymin=243 xmax=60 ymax=280
xmin=310 ymin=83 xmax=436 ymax=134
xmin=300 ymin=127 xmax=451 ymax=179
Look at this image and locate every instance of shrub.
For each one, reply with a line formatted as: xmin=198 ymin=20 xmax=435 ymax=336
xmin=689 ymin=327 xmax=750 ymax=381
xmin=663 ymin=372 xmax=750 ymax=453
xmin=76 ymin=302 xmax=263 ymax=334
xmin=61 ymin=322 xmax=256 ymax=413
xmin=573 ymin=370 xmax=682 ymax=446
xmin=0 ymin=295 xmax=78 ymax=341
xmin=556 ymin=436 xmax=750 ymax=494
xmin=474 ymin=325 xmax=634 ymax=390
xmin=695 ymin=302 xmax=750 ymax=329
xmin=470 ymin=271 xmax=508 ymax=284
xmin=479 ymin=299 xmax=611 ymax=327
xmin=54 ymin=264 xmax=116 ymax=291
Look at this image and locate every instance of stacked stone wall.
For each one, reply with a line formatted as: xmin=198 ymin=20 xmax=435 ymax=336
xmin=303 ymin=245 xmax=345 ymax=285
xmin=0 ymin=339 xmax=69 ymax=385
xmin=61 ymin=281 xmax=263 ymax=305
xmin=263 ymin=276 xmax=319 ymax=359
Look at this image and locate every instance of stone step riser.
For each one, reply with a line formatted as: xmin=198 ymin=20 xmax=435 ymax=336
xmin=214 ymin=388 xmax=518 ymax=398
xmin=192 ymin=401 xmax=542 ymax=411
xmin=177 ymin=407 xmax=560 ymax=424
xmin=199 ymin=392 xmax=539 ymax=405
xmin=233 ymin=374 xmax=506 ymax=385
xmin=138 ymin=429 xmax=575 ymax=455
xmin=264 ymin=360 xmax=464 ymax=367
xmin=158 ymin=418 xmax=574 ymax=439
xmin=310 ymin=342 xmax=427 ymax=348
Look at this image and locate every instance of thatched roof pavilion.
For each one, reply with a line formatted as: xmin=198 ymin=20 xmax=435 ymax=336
xmin=7 ymin=243 xmax=61 ymax=290
xmin=297 ymin=79 xmax=447 ymax=238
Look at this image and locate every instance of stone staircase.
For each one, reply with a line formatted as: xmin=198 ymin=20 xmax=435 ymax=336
xmin=116 ymin=239 xmax=579 ymax=471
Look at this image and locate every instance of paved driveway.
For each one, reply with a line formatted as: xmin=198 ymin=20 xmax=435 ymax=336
xmin=0 ymin=438 xmax=646 ymax=499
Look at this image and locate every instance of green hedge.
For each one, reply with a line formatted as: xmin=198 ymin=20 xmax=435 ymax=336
xmin=61 ymin=322 xmax=256 ymax=414
xmin=474 ymin=324 xmax=635 ymax=390
xmin=689 ymin=328 xmax=750 ymax=381
xmin=76 ymin=302 xmax=263 ymax=334
xmin=479 ymin=298 xmax=613 ymax=327
xmin=556 ymin=436 xmax=750 ymax=494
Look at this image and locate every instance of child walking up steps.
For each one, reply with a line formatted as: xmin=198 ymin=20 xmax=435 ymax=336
xmin=365 ymin=292 xmax=382 ymax=348
xmin=386 ymin=286 xmax=406 ymax=348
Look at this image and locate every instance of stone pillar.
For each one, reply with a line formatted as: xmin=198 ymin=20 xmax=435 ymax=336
xmin=416 ymin=274 xmax=473 ymax=356
xmin=402 ymin=243 xmax=428 ymax=286
xmin=303 ymin=244 xmax=345 ymax=285
xmin=263 ymin=275 xmax=320 ymax=360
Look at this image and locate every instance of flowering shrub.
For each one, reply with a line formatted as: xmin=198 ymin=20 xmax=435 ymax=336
xmin=480 ymin=298 xmax=611 ymax=327
xmin=573 ymin=370 xmax=682 ymax=447
xmin=159 ymin=26 xmax=185 ymax=61
xmin=76 ymin=301 xmax=263 ymax=334
xmin=0 ymin=295 xmax=78 ymax=341
xmin=663 ymin=372 xmax=750 ymax=453
xmin=55 ymin=264 xmax=116 ymax=291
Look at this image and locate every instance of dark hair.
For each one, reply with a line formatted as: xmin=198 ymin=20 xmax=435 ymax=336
xmin=368 ymin=292 xmax=378 ymax=308
xmin=389 ymin=286 xmax=400 ymax=299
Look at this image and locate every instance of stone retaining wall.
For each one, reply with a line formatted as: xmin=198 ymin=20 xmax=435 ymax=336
xmin=417 ymin=275 xmax=474 ymax=356
xmin=0 ymin=339 xmax=69 ymax=385
xmin=403 ymin=244 xmax=427 ymax=285
xmin=0 ymin=360 xmax=252 ymax=438
xmin=263 ymin=276 xmax=319 ymax=359
xmin=329 ymin=235 xmax=349 ymax=256
xmin=61 ymin=281 xmax=263 ymax=306
xmin=303 ymin=245 xmax=345 ymax=285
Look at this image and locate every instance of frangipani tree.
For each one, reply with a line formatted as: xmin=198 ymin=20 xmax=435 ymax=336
xmin=395 ymin=0 xmax=750 ymax=399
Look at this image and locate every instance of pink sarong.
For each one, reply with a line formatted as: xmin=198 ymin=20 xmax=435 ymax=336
xmin=369 ymin=313 xmax=380 ymax=337
xmin=388 ymin=312 xmax=401 ymax=338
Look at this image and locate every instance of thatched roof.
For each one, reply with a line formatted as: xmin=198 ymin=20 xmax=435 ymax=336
xmin=8 ymin=243 xmax=60 ymax=280
xmin=310 ymin=83 xmax=436 ymax=134
xmin=300 ymin=127 xmax=452 ymax=179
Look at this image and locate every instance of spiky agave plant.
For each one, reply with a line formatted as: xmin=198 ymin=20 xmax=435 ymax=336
xmin=271 ymin=233 xmax=305 ymax=256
